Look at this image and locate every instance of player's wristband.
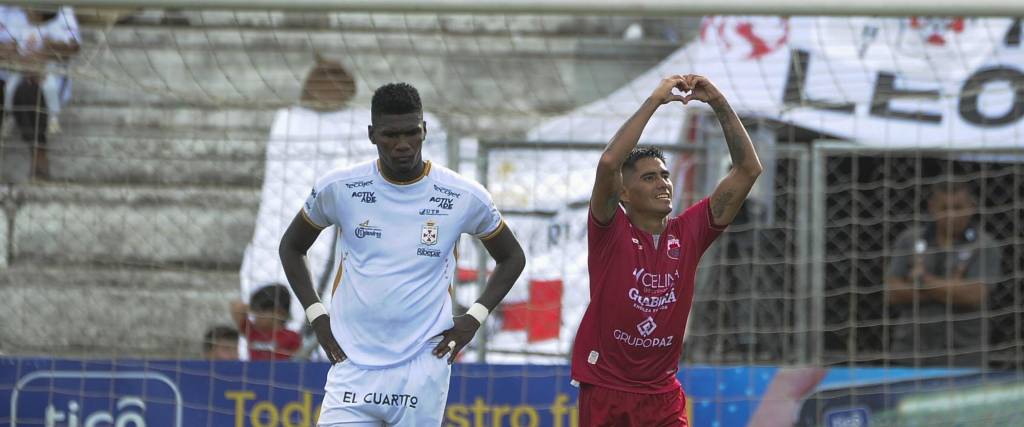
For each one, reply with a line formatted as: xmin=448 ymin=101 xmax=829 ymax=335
xmin=466 ymin=303 xmax=490 ymax=325
xmin=305 ymin=302 xmax=328 ymax=324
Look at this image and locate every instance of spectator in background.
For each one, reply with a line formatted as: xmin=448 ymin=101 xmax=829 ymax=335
xmin=202 ymin=325 xmax=240 ymax=361
xmin=0 ymin=5 xmax=80 ymax=180
xmin=239 ymin=55 xmax=357 ymax=338
xmin=886 ymin=179 xmax=1003 ymax=367
xmin=231 ymin=284 xmax=301 ymax=360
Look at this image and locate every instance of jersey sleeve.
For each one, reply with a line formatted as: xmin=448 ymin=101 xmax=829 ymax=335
xmin=466 ymin=188 xmax=505 ymax=241
xmin=302 ymin=183 xmax=335 ymax=230
xmin=678 ymin=197 xmax=727 ymax=255
xmin=588 ymin=204 xmax=626 ymax=248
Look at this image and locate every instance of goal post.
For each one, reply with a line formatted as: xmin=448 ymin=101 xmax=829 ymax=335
xmin=14 ymin=0 xmax=1024 ymax=16
xmin=0 ymin=2 xmax=1022 ymax=426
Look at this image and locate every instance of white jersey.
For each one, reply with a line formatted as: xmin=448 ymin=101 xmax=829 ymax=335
xmin=303 ymin=159 xmax=504 ymax=367
xmin=241 ymin=106 xmax=448 ymax=336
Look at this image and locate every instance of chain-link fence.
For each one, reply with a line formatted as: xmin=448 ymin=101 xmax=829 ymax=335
xmin=813 ymin=143 xmax=1024 ymax=369
xmin=685 ymin=145 xmax=811 ymax=364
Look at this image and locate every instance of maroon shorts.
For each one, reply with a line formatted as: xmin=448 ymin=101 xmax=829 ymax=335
xmin=578 ymin=383 xmax=688 ymax=427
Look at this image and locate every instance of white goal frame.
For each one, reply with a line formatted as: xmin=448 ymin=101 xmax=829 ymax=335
xmin=10 ymin=0 xmax=1024 ymax=16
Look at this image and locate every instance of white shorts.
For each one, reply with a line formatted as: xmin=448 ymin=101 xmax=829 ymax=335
xmin=317 ymin=341 xmax=451 ymax=426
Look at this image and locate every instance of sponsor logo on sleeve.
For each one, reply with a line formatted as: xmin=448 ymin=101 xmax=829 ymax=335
xmin=305 ymin=188 xmax=317 ymax=211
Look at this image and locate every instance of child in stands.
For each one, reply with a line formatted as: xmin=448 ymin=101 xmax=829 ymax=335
xmin=231 ymin=284 xmax=301 ymax=360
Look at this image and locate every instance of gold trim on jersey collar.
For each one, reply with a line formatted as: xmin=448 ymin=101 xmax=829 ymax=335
xmin=378 ymin=160 xmax=432 ymax=185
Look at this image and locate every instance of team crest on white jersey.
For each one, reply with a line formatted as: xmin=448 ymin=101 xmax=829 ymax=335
xmin=421 ymin=220 xmax=438 ymax=246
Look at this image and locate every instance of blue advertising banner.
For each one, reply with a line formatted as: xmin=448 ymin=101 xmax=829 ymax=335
xmin=2 ymin=358 xmax=1015 ymax=427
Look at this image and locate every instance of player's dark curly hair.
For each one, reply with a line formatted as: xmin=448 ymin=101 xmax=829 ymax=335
xmin=623 ymin=146 xmax=666 ymax=171
xmin=371 ymin=82 xmax=422 ymax=119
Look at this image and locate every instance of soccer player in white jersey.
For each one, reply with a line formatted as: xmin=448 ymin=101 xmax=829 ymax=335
xmin=280 ymin=82 xmax=526 ymax=426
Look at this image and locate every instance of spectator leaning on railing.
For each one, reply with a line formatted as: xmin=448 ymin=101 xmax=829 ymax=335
xmin=885 ymin=179 xmax=1003 ymax=367
xmin=0 ymin=5 xmax=80 ymax=180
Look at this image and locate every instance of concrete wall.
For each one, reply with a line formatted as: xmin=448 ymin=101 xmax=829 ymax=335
xmin=0 ymin=266 xmax=237 ymax=357
xmin=12 ymin=186 xmax=257 ymax=268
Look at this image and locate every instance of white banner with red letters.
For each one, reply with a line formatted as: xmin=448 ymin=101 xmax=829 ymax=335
xmin=531 ymin=17 xmax=1022 ymax=149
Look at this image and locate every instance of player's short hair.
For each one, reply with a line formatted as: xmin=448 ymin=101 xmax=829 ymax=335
xmin=249 ymin=284 xmax=292 ymax=314
xmin=623 ymin=146 xmax=666 ymax=172
xmin=371 ymin=82 xmax=422 ymax=119
xmin=203 ymin=325 xmax=239 ymax=352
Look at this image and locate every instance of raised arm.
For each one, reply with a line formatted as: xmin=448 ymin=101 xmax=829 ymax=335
xmin=279 ymin=211 xmax=345 ymax=362
xmin=683 ymin=75 xmax=763 ymax=225
xmin=591 ymin=76 xmax=688 ymax=224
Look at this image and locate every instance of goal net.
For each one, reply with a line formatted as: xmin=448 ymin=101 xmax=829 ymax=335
xmin=1 ymin=3 xmax=1022 ymax=426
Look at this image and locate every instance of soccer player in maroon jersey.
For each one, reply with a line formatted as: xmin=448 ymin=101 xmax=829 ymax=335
xmin=571 ymin=74 xmax=762 ymax=426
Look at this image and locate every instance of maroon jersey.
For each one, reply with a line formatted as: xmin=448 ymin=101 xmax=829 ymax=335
xmin=571 ymin=197 xmax=725 ymax=394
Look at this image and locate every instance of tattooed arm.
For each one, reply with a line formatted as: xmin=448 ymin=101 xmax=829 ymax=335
xmin=679 ymin=75 xmax=763 ymax=225
xmin=592 ymin=75 xmax=688 ymax=224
